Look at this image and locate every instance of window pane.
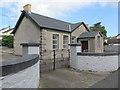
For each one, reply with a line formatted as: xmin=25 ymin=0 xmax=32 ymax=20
xmin=97 ymin=36 xmax=100 ymax=48
xmin=63 ymin=45 xmax=66 ymax=48
xmin=53 ymin=34 xmax=59 ymax=49
xmin=53 ymin=35 xmax=56 ymax=39
xmin=53 ymin=40 xmax=57 ymax=44
xmin=63 ymin=35 xmax=68 ymax=48
xmin=53 ymin=34 xmax=58 ymax=39
xmin=63 ymin=41 xmax=66 ymax=44
xmin=53 ymin=45 xmax=57 ymax=49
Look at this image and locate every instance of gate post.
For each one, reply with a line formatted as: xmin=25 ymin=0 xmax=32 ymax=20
xmin=53 ymin=50 xmax=56 ymax=70
xmin=20 ymin=42 xmax=40 ymax=56
xmin=69 ymin=43 xmax=81 ymax=68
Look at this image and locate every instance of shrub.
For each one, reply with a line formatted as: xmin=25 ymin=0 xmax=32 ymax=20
xmin=0 ymin=40 xmax=2 ymax=46
xmin=2 ymin=35 xmax=14 ymax=48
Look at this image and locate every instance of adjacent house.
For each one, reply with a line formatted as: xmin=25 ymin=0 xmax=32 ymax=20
xmin=107 ymin=38 xmax=120 ymax=45
xmin=104 ymin=34 xmax=120 ymax=45
xmin=115 ymin=34 xmax=120 ymax=39
xmin=0 ymin=26 xmax=13 ymax=40
xmin=13 ymin=4 xmax=103 ymax=55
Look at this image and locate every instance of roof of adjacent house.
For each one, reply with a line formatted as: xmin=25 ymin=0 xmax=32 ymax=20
xmin=107 ymin=39 xmax=120 ymax=44
xmin=115 ymin=34 xmax=120 ymax=37
xmin=0 ymin=26 xmax=10 ymax=31
xmin=77 ymin=31 xmax=101 ymax=39
xmin=2 ymin=28 xmax=13 ymax=33
xmin=13 ymin=11 xmax=89 ymax=34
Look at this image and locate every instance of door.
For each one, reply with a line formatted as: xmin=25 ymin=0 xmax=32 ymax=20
xmin=81 ymin=41 xmax=88 ymax=52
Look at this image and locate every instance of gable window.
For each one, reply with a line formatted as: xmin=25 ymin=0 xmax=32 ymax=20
xmin=97 ymin=36 xmax=100 ymax=48
xmin=71 ymin=36 xmax=76 ymax=43
xmin=63 ymin=35 xmax=68 ymax=48
xmin=53 ymin=34 xmax=59 ymax=49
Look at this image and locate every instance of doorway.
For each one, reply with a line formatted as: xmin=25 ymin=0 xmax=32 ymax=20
xmin=81 ymin=41 xmax=88 ymax=52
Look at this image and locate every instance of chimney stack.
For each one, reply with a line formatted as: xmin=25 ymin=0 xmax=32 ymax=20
xmin=86 ymin=24 xmax=89 ymax=28
xmin=23 ymin=4 xmax=31 ymax=12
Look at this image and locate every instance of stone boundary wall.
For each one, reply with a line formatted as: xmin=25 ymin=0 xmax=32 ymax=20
xmin=0 ymin=54 xmax=40 ymax=88
xmin=104 ymin=45 xmax=120 ymax=52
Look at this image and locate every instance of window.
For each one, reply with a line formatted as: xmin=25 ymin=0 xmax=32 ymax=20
xmin=97 ymin=36 xmax=100 ymax=48
xmin=71 ymin=36 xmax=76 ymax=43
xmin=53 ymin=34 xmax=59 ymax=49
xmin=63 ymin=35 xmax=68 ymax=48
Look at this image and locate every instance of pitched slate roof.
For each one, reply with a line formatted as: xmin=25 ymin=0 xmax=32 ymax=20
xmin=13 ymin=11 xmax=89 ymax=34
xmin=78 ymin=31 xmax=100 ymax=39
xmin=27 ymin=12 xmax=82 ymax=32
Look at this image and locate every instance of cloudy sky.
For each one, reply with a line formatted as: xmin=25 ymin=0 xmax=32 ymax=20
xmin=0 ymin=0 xmax=119 ymax=37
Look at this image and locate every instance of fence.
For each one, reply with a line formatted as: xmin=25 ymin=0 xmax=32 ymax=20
xmin=40 ymin=49 xmax=70 ymax=73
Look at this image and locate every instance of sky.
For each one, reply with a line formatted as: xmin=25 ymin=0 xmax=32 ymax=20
xmin=0 ymin=0 xmax=119 ymax=37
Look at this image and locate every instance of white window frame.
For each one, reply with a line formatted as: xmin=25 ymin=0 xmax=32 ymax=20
xmin=53 ymin=34 xmax=59 ymax=49
xmin=63 ymin=35 xmax=68 ymax=49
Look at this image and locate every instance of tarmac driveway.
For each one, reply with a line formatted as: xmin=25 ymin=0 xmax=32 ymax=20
xmin=40 ymin=68 xmax=110 ymax=88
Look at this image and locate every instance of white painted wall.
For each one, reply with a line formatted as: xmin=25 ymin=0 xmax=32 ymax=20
xmin=22 ymin=46 xmax=40 ymax=56
xmin=70 ymin=45 xmax=119 ymax=72
xmin=70 ymin=46 xmax=77 ymax=69
xmin=70 ymin=45 xmax=81 ymax=69
xmin=28 ymin=47 xmax=39 ymax=55
xmin=77 ymin=55 xmax=119 ymax=71
xmin=2 ymin=60 xmax=40 ymax=88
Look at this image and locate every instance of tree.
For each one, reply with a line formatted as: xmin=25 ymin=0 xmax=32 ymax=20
xmin=0 ymin=40 xmax=2 ymax=46
xmin=90 ymin=22 xmax=107 ymax=36
xmin=2 ymin=35 xmax=14 ymax=48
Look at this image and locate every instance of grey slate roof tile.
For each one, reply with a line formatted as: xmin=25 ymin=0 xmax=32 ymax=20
xmin=26 ymin=11 xmax=82 ymax=32
xmin=78 ymin=31 xmax=99 ymax=38
xmin=13 ymin=11 xmax=89 ymax=34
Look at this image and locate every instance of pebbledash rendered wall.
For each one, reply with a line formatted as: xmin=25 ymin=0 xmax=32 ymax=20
xmin=0 ymin=54 xmax=40 ymax=89
xmin=70 ymin=44 xmax=119 ymax=72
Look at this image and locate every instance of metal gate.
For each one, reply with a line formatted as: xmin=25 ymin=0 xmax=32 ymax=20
xmin=40 ymin=49 xmax=70 ymax=73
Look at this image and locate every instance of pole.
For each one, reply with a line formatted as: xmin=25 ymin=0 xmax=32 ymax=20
xmin=53 ymin=50 xmax=55 ymax=70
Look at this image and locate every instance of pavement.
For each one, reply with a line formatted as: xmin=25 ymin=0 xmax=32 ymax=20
xmin=40 ymin=68 xmax=110 ymax=88
xmin=90 ymin=70 xmax=119 ymax=88
xmin=0 ymin=48 xmax=14 ymax=54
xmin=0 ymin=48 xmax=21 ymax=61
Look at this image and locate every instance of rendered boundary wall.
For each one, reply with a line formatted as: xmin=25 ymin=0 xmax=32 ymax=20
xmin=0 ymin=54 xmax=40 ymax=88
xmin=70 ymin=44 xmax=119 ymax=72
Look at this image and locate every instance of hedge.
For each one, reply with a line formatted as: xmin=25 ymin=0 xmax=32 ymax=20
xmin=2 ymin=35 xmax=14 ymax=48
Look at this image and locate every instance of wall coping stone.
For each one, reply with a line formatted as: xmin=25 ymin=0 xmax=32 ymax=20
xmin=77 ymin=52 xmax=120 ymax=56
xmin=69 ymin=43 xmax=81 ymax=46
xmin=20 ymin=43 xmax=41 ymax=46
xmin=0 ymin=54 xmax=39 ymax=76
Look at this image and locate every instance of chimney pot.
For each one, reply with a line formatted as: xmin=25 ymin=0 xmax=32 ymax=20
xmin=23 ymin=4 xmax=31 ymax=12
xmin=86 ymin=24 xmax=89 ymax=28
